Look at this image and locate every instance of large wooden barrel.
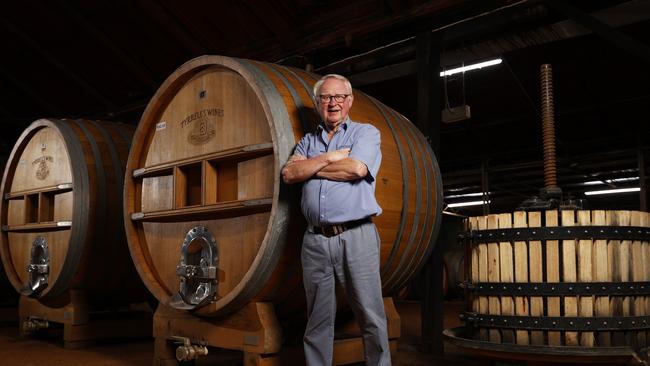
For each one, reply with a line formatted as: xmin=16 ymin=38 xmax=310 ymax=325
xmin=0 ymin=119 xmax=144 ymax=307
xmin=459 ymin=210 xmax=650 ymax=350
xmin=124 ymin=55 xmax=443 ymax=317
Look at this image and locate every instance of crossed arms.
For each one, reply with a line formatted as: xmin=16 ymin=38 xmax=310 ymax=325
xmin=281 ymin=148 xmax=368 ymax=184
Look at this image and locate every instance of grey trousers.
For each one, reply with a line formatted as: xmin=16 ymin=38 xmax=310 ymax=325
xmin=301 ymin=221 xmax=391 ymax=366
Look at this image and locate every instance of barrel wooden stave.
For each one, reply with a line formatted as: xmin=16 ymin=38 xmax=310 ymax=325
xmin=124 ymin=55 xmax=443 ymax=317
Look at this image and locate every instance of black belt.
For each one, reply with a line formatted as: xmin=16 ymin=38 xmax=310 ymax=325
xmin=313 ymin=217 xmax=372 ymax=238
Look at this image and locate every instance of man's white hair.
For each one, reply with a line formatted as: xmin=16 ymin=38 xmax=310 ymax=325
xmin=312 ymin=74 xmax=353 ymax=99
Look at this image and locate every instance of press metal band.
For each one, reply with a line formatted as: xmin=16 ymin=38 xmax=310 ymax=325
xmin=459 ymin=226 xmax=650 ymax=243
xmin=462 ymin=281 xmax=650 ymax=296
xmin=462 ymin=312 xmax=650 ymax=331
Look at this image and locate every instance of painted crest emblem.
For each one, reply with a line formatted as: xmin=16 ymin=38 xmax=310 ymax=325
xmin=188 ymin=117 xmax=216 ymax=145
xmin=32 ymin=156 xmax=53 ymax=180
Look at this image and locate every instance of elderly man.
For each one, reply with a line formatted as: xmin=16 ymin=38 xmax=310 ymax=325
xmin=282 ymin=74 xmax=391 ymax=366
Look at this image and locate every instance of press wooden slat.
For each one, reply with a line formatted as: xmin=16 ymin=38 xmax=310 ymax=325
xmin=577 ymin=210 xmax=594 ymax=346
xmin=477 ymin=215 xmax=489 ymax=341
xmin=592 ymin=210 xmax=610 ymax=346
xmin=513 ymin=211 xmax=529 ymax=345
xmin=469 ymin=216 xmax=480 ymax=340
xmin=631 ymin=211 xmax=646 ymax=347
xmin=639 ymin=212 xmax=650 ymax=346
xmin=617 ymin=211 xmax=634 ymax=347
xmin=562 ymin=210 xmax=578 ymax=346
xmin=607 ymin=211 xmax=625 ymax=346
xmin=528 ymin=211 xmax=543 ymax=345
xmin=545 ymin=210 xmax=561 ymax=346
xmin=487 ymin=214 xmax=501 ymax=343
xmin=498 ymin=213 xmax=514 ymax=344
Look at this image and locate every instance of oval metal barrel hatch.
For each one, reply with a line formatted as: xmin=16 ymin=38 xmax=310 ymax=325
xmin=0 ymin=119 xmax=145 ymax=306
xmin=124 ymin=55 xmax=443 ymax=317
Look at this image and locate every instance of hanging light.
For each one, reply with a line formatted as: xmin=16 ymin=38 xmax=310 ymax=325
xmin=584 ymin=187 xmax=640 ymax=196
xmin=440 ymin=58 xmax=503 ymax=77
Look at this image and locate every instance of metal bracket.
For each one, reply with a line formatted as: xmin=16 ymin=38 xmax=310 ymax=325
xmin=20 ymin=236 xmax=49 ymax=297
xmin=461 ymin=281 xmax=650 ymax=296
xmin=462 ymin=311 xmax=650 ymax=331
xmin=169 ymin=226 xmax=218 ymax=310
xmin=459 ymin=226 xmax=650 ymax=243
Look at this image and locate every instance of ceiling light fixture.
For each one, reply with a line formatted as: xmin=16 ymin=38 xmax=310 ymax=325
xmin=584 ymin=187 xmax=641 ymax=196
xmin=445 ymin=192 xmax=491 ymax=199
xmin=581 ymin=177 xmax=639 ymax=186
xmin=440 ymin=58 xmax=503 ymax=77
xmin=448 ymin=200 xmax=491 ymax=208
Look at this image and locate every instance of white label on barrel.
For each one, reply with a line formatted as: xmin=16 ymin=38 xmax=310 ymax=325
xmin=156 ymin=121 xmax=167 ymax=131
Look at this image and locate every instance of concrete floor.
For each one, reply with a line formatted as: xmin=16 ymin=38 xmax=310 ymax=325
xmin=0 ymin=301 xmax=486 ymax=366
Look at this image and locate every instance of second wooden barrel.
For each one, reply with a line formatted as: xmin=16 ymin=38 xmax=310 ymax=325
xmin=124 ymin=55 xmax=443 ymax=317
xmin=0 ymin=119 xmax=144 ymax=307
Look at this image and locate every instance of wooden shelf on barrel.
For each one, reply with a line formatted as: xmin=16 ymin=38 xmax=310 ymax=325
xmin=2 ymin=182 xmax=73 ymax=231
xmin=4 ymin=183 xmax=73 ymax=200
xmin=2 ymin=221 xmax=72 ymax=232
xmin=132 ymin=142 xmax=273 ymax=179
xmin=130 ymin=198 xmax=272 ymax=222
xmin=131 ymin=141 xmax=274 ymax=222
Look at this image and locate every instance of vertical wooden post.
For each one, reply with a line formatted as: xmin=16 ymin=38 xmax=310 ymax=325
xmin=416 ymin=31 xmax=441 ymax=155
xmin=417 ymin=31 xmax=443 ymax=355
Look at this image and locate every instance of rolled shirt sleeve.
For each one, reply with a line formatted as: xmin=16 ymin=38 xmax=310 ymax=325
xmin=348 ymin=125 xmax=381 ymax=182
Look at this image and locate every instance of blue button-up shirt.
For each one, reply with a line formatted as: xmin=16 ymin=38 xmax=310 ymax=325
xmin=294 ymin=118 xmax=382 ymax=226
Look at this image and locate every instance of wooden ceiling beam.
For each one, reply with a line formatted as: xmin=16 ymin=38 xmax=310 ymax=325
xmin=243 ymin=0 xmax=296 ymax=50
xmin=0 ymin=66 xmax=61 ymax=116
xmin=347 ymin=0 xmax=650 ymax=86
xmin=56 ymin=0 xmax=159 ymax=91
xmin=135 ymin=0 xmax=205 ymax=57
xmin=545 ymin=0 xmax=650 ymax=64
xmin=0 ymin=17 xmax=118 ymax=111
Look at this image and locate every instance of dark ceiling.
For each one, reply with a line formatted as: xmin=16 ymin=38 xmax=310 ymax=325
xmin=1 ymin=0 xmax=648 ymax=216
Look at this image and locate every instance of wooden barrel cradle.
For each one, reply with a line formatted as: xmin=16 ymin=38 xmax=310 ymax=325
xmin=124 ymin=55 xmax=443 ymax=317
xmin=444 ymin=210 xmax=650 ymax=363
xmin=0 ymin=119 xmax=144 ymax=307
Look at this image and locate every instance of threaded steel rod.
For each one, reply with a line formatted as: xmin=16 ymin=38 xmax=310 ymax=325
xmin=540 ymin=64 xmax=558 ymax=189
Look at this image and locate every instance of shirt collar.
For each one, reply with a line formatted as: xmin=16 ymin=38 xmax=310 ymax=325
xmin=317 ymin=117 xmax=351 ymax=133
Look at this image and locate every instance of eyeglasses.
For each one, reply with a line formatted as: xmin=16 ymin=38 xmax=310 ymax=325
xmin=317 ymin=94 xmax=350 ymax=103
